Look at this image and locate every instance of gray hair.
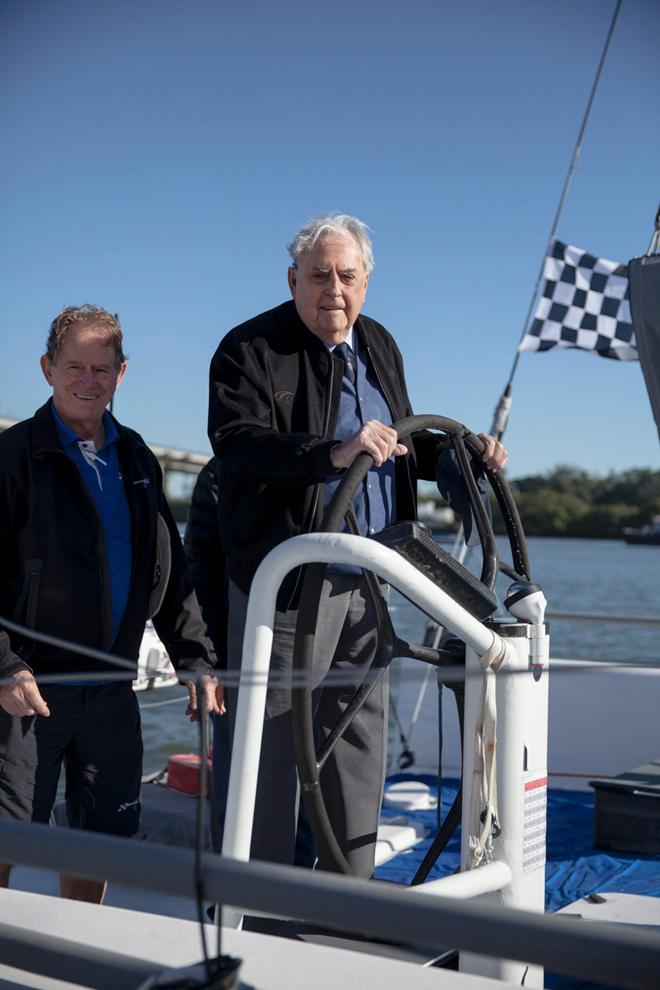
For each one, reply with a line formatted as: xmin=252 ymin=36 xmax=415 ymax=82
xmin=45 ymin=304 xmax=126 ymax=365
xmin=287 ymin=214 xmax=375 ymax=273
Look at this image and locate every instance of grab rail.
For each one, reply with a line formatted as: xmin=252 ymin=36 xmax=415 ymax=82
xmin=0 ymin=820 xmax=659 ymax=990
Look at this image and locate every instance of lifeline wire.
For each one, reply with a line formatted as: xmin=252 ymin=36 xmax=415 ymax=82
xmin=2 ymin=611 xmax=660 ymax=695
xmin=1 ymin=650 xmax=659 ymax=692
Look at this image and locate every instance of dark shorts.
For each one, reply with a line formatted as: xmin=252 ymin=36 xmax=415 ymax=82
xmin=0 ymin=681 xmax=143 ymax=837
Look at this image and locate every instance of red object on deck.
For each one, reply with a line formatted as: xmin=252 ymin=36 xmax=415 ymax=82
xmin=167 ymin=753 xmax=212 ymax=796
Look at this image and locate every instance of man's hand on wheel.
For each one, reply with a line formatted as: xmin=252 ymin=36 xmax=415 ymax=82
xmin=330 ymin=419 xmax=408 ymax=470
xmin=478 ymin=433 xmax=508 ymax=471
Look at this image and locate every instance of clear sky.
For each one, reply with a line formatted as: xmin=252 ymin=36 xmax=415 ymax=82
xmin=1 ymin=0 xmax=658 ymax=480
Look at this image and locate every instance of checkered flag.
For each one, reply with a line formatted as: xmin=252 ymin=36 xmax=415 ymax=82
xmin=519 ymin=240 xmax=637 ymax=360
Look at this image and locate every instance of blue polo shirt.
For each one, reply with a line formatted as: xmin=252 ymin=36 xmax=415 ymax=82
xmin=52 ymin=404 xmax=132 ymax=647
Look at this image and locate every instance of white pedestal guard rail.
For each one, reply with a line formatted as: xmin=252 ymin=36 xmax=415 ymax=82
xmin=221 ymin=532 xmax=549 ymax=987
xmin=460 ymin=628 xmax=549 ymax=987
xmin=222 ymin=532 xmax=502 ymax=866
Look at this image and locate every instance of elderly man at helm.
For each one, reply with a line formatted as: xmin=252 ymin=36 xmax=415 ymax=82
xmin=208 ymin=214 xmax=506 ymax=881
xmin=0 ymin=305 xmax=222 ymax=903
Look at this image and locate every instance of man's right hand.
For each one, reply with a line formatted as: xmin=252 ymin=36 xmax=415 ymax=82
xmin=330 ymin=419 xmax=408 ymax=470
xmin=0 ymin=670 xmax=50 ymax=717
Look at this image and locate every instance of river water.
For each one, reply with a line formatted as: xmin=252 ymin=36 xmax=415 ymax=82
xmin=138 ymin=536 xmax=660 ymax=775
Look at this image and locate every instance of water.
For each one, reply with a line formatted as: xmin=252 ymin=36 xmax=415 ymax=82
xmin=138 ymin=536 xmax=660 ymax=774
xmin=500 ymin=536 xmax=660 ymax=665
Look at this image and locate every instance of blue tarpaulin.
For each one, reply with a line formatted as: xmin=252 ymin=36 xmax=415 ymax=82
xmin=375 ymin=774 xmax=660 ymax=912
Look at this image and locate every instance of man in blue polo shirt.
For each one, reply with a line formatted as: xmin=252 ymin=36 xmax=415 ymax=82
xmin=0 ymin=304 xmax=222 ymax=902
xmin=51 ymin=404 xmax=133 ymax=648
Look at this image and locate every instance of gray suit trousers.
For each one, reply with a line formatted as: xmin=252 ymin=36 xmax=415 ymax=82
xmin=227 ymin=571 xmax=388 ymax=878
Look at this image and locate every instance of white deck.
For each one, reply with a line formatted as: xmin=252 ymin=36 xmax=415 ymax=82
xmin=557 ymin=892 xmax=660 ymax=927
xmin=0 ymin=889 xmax=522 ymax=990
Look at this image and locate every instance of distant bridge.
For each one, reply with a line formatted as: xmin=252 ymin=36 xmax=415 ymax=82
xmin=0 ymin=417 xmax=208 ymax=498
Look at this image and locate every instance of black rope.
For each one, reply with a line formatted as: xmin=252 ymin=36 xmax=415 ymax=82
xmin=194 ymin=681 xmax=212 ymax=977
xmin=388 ymin=688 xmax=415 ymax=770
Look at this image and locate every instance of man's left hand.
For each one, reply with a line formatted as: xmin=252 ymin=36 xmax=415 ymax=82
xmin=185 ymin=674 xmax=226 ymax=722
xmin=478 ymin=433 xmax=508 ymax=471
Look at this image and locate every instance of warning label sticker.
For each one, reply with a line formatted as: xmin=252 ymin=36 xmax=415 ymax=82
xmin=522 ymin=771 xmax=547 ymax=873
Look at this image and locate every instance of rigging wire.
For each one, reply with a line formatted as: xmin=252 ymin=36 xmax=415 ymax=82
xmin=492 ymin=0 xmax=624 ymax=441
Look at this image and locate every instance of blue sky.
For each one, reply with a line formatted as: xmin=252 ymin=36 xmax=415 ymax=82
xmin=1 ymin=0 xmax=658 ymax=480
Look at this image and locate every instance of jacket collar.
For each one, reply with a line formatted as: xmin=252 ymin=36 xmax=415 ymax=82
xmin=32 ymin=400 xmax=66 ymax=456
xmin=32 ymin=399 xmax=129 ymax=458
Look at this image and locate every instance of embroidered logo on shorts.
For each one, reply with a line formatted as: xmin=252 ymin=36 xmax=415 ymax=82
xmin=117 ymin=798 xmax=140 ymax=813
xmin=133 ymin=477 xmax=150 ymax=488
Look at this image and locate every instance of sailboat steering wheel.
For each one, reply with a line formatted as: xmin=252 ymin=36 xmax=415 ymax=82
xmin=291 ymin=414 xmax=531 ymax=879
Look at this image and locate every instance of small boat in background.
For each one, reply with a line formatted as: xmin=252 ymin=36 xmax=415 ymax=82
xmin=134 ymin=621 xmax=177 ymax=691
xmin=416 ymin=499 xmax=455 ymax=532
xmin=623 ymin=515 xmax=660 ymax=545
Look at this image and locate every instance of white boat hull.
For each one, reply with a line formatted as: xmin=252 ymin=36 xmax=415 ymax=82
xmin=392 ymin=656 xmax=660 ymax=789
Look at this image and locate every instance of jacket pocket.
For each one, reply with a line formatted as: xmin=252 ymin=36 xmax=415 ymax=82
xmin=14 ymin=559 xmax=43 ymax=629
xmin=13 ymin=559 xmax=42 ymax=660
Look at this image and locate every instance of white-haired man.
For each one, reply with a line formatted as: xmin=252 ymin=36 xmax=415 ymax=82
xmin=208 ymin=215 xmax=506 ymax=883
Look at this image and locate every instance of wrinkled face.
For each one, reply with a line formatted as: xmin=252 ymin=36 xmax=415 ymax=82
xmin=40 ymin=322 xmax=126 ymax=438
xmin=288 ymin=233 xmax=370 ymax=346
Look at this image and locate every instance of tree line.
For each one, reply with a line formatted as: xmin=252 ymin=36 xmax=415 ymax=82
xmin=493 ymin=465 xmax=660 ymax=539
xmin=171 ymin=464 xmax=660 ymax=540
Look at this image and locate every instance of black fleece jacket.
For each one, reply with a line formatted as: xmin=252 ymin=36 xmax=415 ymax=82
xmin=0 ymin=401 xmax=216 ymax=680
xmin=208 ymin=301 xmax=445 ymax=601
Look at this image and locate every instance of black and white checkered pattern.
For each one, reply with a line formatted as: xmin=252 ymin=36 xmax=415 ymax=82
xmin=519 ymin=239 xmax=637 ymax=361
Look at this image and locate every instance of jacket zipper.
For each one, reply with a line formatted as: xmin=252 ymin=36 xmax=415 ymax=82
xmin=112 ymin=443 xmax=149 ymax=645
xmin=312 ymin=352 xmax=337 ymax=523
xmin=366 ymin=343 xmax=417 ymax=516
xmin=24 ymin=563 xmax=41 ymax=628
xmin=51 ymin=449 xmax=113 ymax=649
xmin=284 ymin=354 xmax=337 ymax=610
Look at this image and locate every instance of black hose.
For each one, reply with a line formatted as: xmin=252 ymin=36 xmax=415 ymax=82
xmin=291 ymin=561 xmax=352 ymax=872
xmin=411 ymin=678 xmax=466 ymax=885
xmin=451 ymin=432 xmax=498 ymax=589
xmin=411 ymin=786 xmax=463 ymax=886
xmin=488 ymin=472 xmax=532 ymax=581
